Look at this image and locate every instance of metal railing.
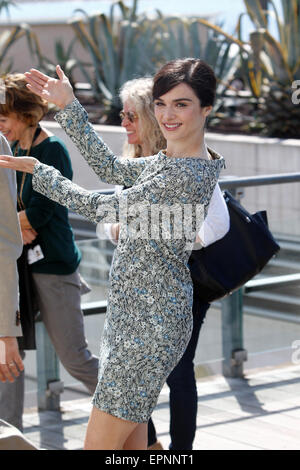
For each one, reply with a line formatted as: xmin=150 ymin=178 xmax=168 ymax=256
xmin=35 ymin=172 xmax=300 ymax=410
xmin=219 ymin=172 xmax=300 ymax=377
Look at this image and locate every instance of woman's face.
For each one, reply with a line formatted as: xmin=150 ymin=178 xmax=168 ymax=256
xmin=0 ymin=113 xmax=28 ymax=142
xmin=120 ymin=100 xmax=142 ymax=146
xmin=153 ymin=83 xmax=212 ymax=146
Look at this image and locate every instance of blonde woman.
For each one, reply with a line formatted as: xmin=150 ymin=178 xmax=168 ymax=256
xmin=104 ymin=78 xmax=166 ymax=243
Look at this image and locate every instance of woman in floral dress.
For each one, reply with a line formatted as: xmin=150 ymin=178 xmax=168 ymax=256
xmin=0 ymin=58 xmax=225 ymax=450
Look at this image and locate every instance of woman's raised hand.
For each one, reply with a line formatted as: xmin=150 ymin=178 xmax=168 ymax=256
xmin=0 ymin=155 xmax=38 ymax=174
xmin=25 ymin=65 xmax=75 ymax=109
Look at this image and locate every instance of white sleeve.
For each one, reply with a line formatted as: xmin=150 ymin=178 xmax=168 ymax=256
xmin=198 ymin=184 xmax=230 ymax=247
xmin=103 ymin=223 xmax=118 ymax=245
xmin=100 ymin=185 xmax=123 ymax=245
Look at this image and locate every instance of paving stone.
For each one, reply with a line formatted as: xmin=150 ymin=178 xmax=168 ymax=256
xmin=21 ymin=364 xmax=300 ymax=450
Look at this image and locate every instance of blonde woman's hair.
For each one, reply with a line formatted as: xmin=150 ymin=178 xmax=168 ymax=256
xmin=0 ymin=73 xmax=48 ymax=126
xmin=119 ymin=77 xmax=166 ymax=158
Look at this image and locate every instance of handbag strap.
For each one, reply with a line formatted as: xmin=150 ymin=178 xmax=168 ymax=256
xmin=223 ymin=190 xmax=252 ymax=223
xmin=16 ymin=125 xmax=42 ymax=211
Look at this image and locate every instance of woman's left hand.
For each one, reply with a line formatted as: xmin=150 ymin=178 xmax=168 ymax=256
xmin=25 ymin=66 xmax=75 ymax=110
xmin=0 ymin=155 xmax=38 ymax=173
xmin=21 ymin=229 xmax=38 ymax=245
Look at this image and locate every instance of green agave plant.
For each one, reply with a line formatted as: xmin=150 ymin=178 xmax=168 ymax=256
xmin=234 ymin=0 xmax=300 ymax=95
xmin=69 ymin=0 xmax=163 ymax=123
xmin=69 ymin=0 xmax=237 ymax=124
xmin=0 ymin=0 xmax=15 ymax=16
xmin=241 ymin=0 xmax=300 ymax=137
xmin=198 ymin=0 xmax=300 ymax=137
xmin=0 ymin=1 xmax=44 ymax=76
xmin=0 ymin=23 xmax=42 ymax=75
xmin=35 ymin=38 xmax=79 ymax=89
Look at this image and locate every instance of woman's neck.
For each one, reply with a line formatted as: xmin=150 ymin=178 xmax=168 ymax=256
xmin=18 ymin=126 xmax=37 ymax=149
xmin=166 ymin=137 xmax=209 ymax=159
xmin=18 ymin=125 xmax=51 ymax=149
xmin=140 ymin=142 xmax=152 ymax=157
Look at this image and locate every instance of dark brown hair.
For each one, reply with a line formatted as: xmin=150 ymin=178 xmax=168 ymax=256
xmin=153 ymin=58 xmax=216 ymax=107
xmin=0 ymin=73 xmax=48 ymax=126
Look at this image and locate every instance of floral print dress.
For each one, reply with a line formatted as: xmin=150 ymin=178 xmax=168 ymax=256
xmin=32 ymin=99 xmax=225 ymax=423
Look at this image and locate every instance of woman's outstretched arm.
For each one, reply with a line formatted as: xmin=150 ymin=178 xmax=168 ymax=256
xmin=0 ymin=155 xmax=117 ymax=225
xmin=0 ymin=154 xmax=224 ymax=244
xmin=25 ymin=67 xmax=150 ymax=187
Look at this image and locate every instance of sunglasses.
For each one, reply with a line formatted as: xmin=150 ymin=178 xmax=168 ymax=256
xmin=119 ymin=110 xmax=138 ymax=123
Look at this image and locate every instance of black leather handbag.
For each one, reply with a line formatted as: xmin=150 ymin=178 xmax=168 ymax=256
xmin=188 ymin=190 xmax=280 ymax=303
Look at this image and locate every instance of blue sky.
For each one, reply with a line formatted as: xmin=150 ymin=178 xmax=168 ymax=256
xmin=4 ymin=0 xmax=247 ymax=31
xmin=3 ymin=0 xmax=282 ymax=39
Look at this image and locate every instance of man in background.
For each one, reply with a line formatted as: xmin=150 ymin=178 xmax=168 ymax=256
xmin=0 ymin=134 xmax=24 ymax=384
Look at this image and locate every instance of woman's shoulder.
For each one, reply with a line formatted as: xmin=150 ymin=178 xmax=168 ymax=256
xmin=159 ymin=152 xmax=225 ymax=175
xmin=34 ymin=136 xmax=72 ymax=172
xmin=38 ymin=135 xmax=68 ymax=151
xmin=35 ymin=135 xmax=69 ymax=159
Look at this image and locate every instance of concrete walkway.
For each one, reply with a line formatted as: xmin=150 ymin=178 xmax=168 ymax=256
xmin=22 ymin=363 xmax=300 ymax=450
